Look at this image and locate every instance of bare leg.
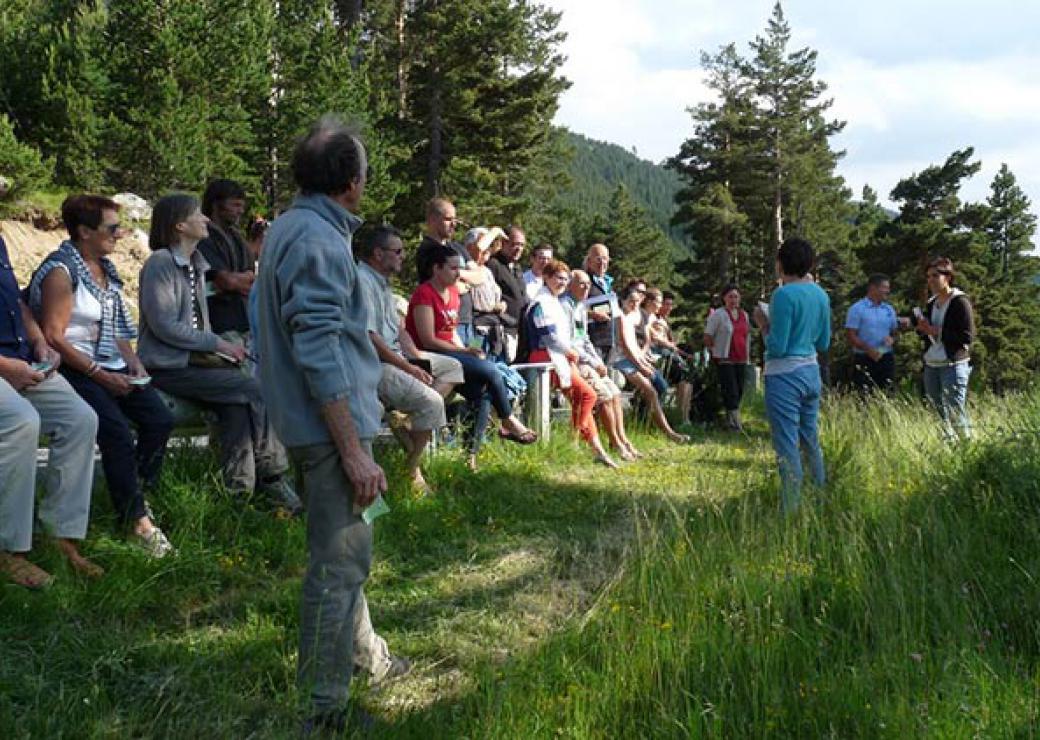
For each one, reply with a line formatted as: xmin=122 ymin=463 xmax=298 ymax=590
xmin=612 ymin=396 xmax=643 ymax=457
xmin=433 ymin=382 xmax=455 ymax=399
xmin=54 ymin=538 xmax=104 ymax=578
xmin=629 ymin=373 xmax=686 ymax=443
xmin=405 ymin=429 xmax=432 ymax=489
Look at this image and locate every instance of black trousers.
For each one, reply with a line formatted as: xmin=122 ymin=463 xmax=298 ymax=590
xmin=62 ymin=366 xmax=174 ymax=524
xmin=852 ymin=352 xmax=895 ymax=392
xmin=717 ymin=362 xmax=747 ymax=412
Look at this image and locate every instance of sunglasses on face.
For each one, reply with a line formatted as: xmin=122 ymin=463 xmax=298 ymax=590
xmin=98 ymin=223 xmax=121 ymax=235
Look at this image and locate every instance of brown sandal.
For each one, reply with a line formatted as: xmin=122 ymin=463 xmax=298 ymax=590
xmin=0 ymin=552 xmax=55 ymax=590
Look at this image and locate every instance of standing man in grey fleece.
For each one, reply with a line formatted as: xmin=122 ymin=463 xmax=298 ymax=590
xmin=255 ymin=116 xmax=391 ymax=732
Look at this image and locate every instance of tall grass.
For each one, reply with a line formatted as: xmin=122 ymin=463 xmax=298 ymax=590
xmin=399 ymin=393 xmax=1040 ymax=738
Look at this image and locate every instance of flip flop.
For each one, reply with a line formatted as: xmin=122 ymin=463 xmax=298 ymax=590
xmin=0 ymin=553 xmax=54 ymax=590
xmin=499 ymin=428 xmax=538 ymax=445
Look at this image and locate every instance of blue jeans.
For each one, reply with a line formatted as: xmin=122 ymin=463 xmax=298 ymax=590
xmin=923 ymin=363 xmax=971 ymax=440
xmin=442 ymin=350 xmax=513 ymax=455
xmin=764 ymin=364 xmax=825 ymax=513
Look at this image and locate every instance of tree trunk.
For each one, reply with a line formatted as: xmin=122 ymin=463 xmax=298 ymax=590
xmin=395 ymin=0 xmax=408 ymax=119
xmin=426 ymin=76 xmax=443 ymax=197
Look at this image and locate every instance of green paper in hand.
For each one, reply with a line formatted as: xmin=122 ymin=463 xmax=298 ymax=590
xmin=361 ymin=495 xmax=390 ymax=525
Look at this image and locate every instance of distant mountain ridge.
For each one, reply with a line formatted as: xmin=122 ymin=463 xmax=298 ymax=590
xmin=560 ymin=131 xmax=687 ymax=246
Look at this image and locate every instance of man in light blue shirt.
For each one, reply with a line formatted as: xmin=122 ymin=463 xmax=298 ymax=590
xmin=845 ymin=273 xmax=908 ymax=392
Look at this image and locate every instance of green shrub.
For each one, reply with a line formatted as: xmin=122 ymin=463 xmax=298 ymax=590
xmin=0 ymin=113 xmax=53 ymax=208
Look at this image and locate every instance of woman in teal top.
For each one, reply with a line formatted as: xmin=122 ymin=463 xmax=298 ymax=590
xmin=753 ymin=237 xmax=831 ymax=513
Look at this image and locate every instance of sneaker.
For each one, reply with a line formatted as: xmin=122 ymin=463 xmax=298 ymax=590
xmin=369 ymin=654 xmax=412 ymax=688
xmin=258 ymin=478 xmax=304 ymax=517
xmin=130 ymin=527 xmax=175 ymax=559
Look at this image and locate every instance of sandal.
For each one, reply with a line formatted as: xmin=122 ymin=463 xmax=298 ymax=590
xmin=0 ymin=552 xmax=54 ymax=590
xmin=499 ymin=427 xmax=538 ymax=445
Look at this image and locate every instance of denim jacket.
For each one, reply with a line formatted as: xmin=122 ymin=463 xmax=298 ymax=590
xmin=255 ymin=194 xmax=382 ymax=446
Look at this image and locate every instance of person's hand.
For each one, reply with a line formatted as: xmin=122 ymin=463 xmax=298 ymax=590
xmin=34 ymin=343 xmax=61 ymax=375
xmin=342 ymin=449 xmax=387 ymax=509
xmin=897 ymin=316 xmax=911 ymax=329
xmin=565 ymin=349 xmax=579 ymax=362
xmin=596 ymin=364 xmax=608 ymax=377
xmin=2 ymin=360 xmax=45 ymax=391
xmin=752 ymin=304 xmax=769 ymax=331
xmin=589 ymin=308 xmax=610 ymax=323
xmin=867 ymin=348 xmax=882 ymax=362
xmin=466 ymin=347 xmax=485 ymax=359
xmin=495 ymin=301 xmax=507 ymax=314
xmin=96 ymin=369 xmax=133 ymax=397
xmin=883 ymin=335 xmax=895 ymax=347
xmin=916 ymin=317 xmax=938 ymax=337
xmin=216 ymin=339 xmax=248 ymax=362
xmin=406 ymin=363 xmax=433 ymax=386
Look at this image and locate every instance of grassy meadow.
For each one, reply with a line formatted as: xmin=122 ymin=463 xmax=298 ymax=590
xmin=2 ymin=390 xmax=1040 ymax=738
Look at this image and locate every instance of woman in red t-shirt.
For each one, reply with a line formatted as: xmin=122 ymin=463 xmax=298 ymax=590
xmin=405 ymin=244 xmax=536 ymax=469
xmin=703 ymin=283 xmax=750 ymax=430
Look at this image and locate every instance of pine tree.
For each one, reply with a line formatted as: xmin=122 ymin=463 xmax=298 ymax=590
xmin=593 ymin=184 xmax=676 ymax=290
xmin=743 ymin=2 xmax=850 ymax=284
xmin=0 ymin=114 xmax=53 ymax=208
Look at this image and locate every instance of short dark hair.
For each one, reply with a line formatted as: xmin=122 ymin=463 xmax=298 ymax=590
xmin=292 ymin=115 xmax=366 ymax=196
xmin=428 ymin=244 xmax=461 ymax=270
xmin=621 ymin=285 xmax=645 ymax=302
xmin=532 ymin=244 xmax=553 ymax=257
xmin=926 ymin=257 xmax=955 ymax=279
xmin=149 ymin=193 xmax=200 ymax=251
xmin=427 ymin=197 xmax=454 ymax=220
xmin=662 ymin=291 xmax=675 ymax=302
xmin=62 ymin=194 xmax=119 ymax=241
xmin=201 ymin=179 xmax=246 ymax=217
xmin=644 ymin=287 xmax=663 ymax=303
xmin=867 ymin=273 xmax=889 ymax=288
xmin=356 ymin=224 xmax=402 ymax=260
xmin=720 ymin=283 xmax=740 ymax=299
xmin=778 ymin=237 xmax=814 ymax=277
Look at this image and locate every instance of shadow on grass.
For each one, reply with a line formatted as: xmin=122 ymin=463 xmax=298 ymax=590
xmin=0 ymin=436 xmax=675 ymax=737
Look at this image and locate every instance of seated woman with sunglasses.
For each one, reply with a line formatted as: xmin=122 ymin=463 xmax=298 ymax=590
xmin=405 ymin=244 xmax=537 ymax=470
xmin=30 ymin=194 xmax=175 ymax=559
xmin=137 ymin=194 xmax=300 ymax=514
xmin=527 ymin=259 xmax=618 ymax=467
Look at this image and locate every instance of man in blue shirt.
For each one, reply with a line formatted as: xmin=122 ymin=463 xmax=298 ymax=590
xmin=844 ymin=273 xmax=909 ymax=392
xmin=256 ymin=117 xmax=402 ymax=732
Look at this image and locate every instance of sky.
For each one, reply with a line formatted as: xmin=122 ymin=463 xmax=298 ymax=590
xmin=544 ymin=0 xmax=1040 ymax=217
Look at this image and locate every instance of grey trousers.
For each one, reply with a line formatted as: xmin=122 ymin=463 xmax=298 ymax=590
xmin=149 ymin=365 xmax=288 ymax=492
xmin=0 ymin=373 xmax=98 ymax=552
xmin=292 ymin=441 xmax=384 ymax=712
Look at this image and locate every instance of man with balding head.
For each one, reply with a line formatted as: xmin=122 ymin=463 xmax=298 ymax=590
xmin=415 ymin=197 xmax=486 ymax=348
xmin=583 ymin=243 xmax=617 ymax=361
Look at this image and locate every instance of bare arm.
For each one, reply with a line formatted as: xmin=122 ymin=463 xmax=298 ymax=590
xmin=369 ymin=330 xmax=433 ymax=385
xmin=211 ymin=269 xmax=255 ymax=297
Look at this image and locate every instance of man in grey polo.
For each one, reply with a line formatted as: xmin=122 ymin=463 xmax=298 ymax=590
xmin=356 ymin=225 xmax=462 ymax=492
xmin=255 ymin=117 xmax=398 ymax=731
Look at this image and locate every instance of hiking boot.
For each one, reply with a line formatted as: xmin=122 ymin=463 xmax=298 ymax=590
xmin=130 ymin=526 xmax=175 ymax=559
xmin=258 ymin=478 xmax=303 ymax=517
xmin=369 ymin=654 xmax=412 ymax=688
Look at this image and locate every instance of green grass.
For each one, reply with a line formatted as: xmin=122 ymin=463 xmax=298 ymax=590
xmin=3 ymin=392 xmax=1040 ymax=737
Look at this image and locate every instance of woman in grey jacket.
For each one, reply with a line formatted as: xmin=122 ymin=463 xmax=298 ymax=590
xmin=138 ymin=194 xmax=300 ymax=513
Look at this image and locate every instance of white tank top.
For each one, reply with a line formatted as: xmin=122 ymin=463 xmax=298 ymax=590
xmin=59 ymin=265 xmax=127 ymax=370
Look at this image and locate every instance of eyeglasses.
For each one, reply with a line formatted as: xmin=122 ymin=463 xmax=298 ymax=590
xmin=99 ymin=223 xmax=122 ymax=235
xmin=381 ymin=247 xmax=404 ymax=255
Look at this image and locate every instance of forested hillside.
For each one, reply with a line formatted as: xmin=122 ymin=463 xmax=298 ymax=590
xmin=556 ymin=131 xmax=686 ymax=247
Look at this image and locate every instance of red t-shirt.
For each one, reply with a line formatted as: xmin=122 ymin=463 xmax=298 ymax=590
xmin=728 ymin=309 xmax=749 ymax=364
xmin=405 ymin=282 xmax=460 ymax=349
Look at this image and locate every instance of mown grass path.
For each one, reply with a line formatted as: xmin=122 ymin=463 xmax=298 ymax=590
xmin=3 ymin=393 xmax=1040 ymax=737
